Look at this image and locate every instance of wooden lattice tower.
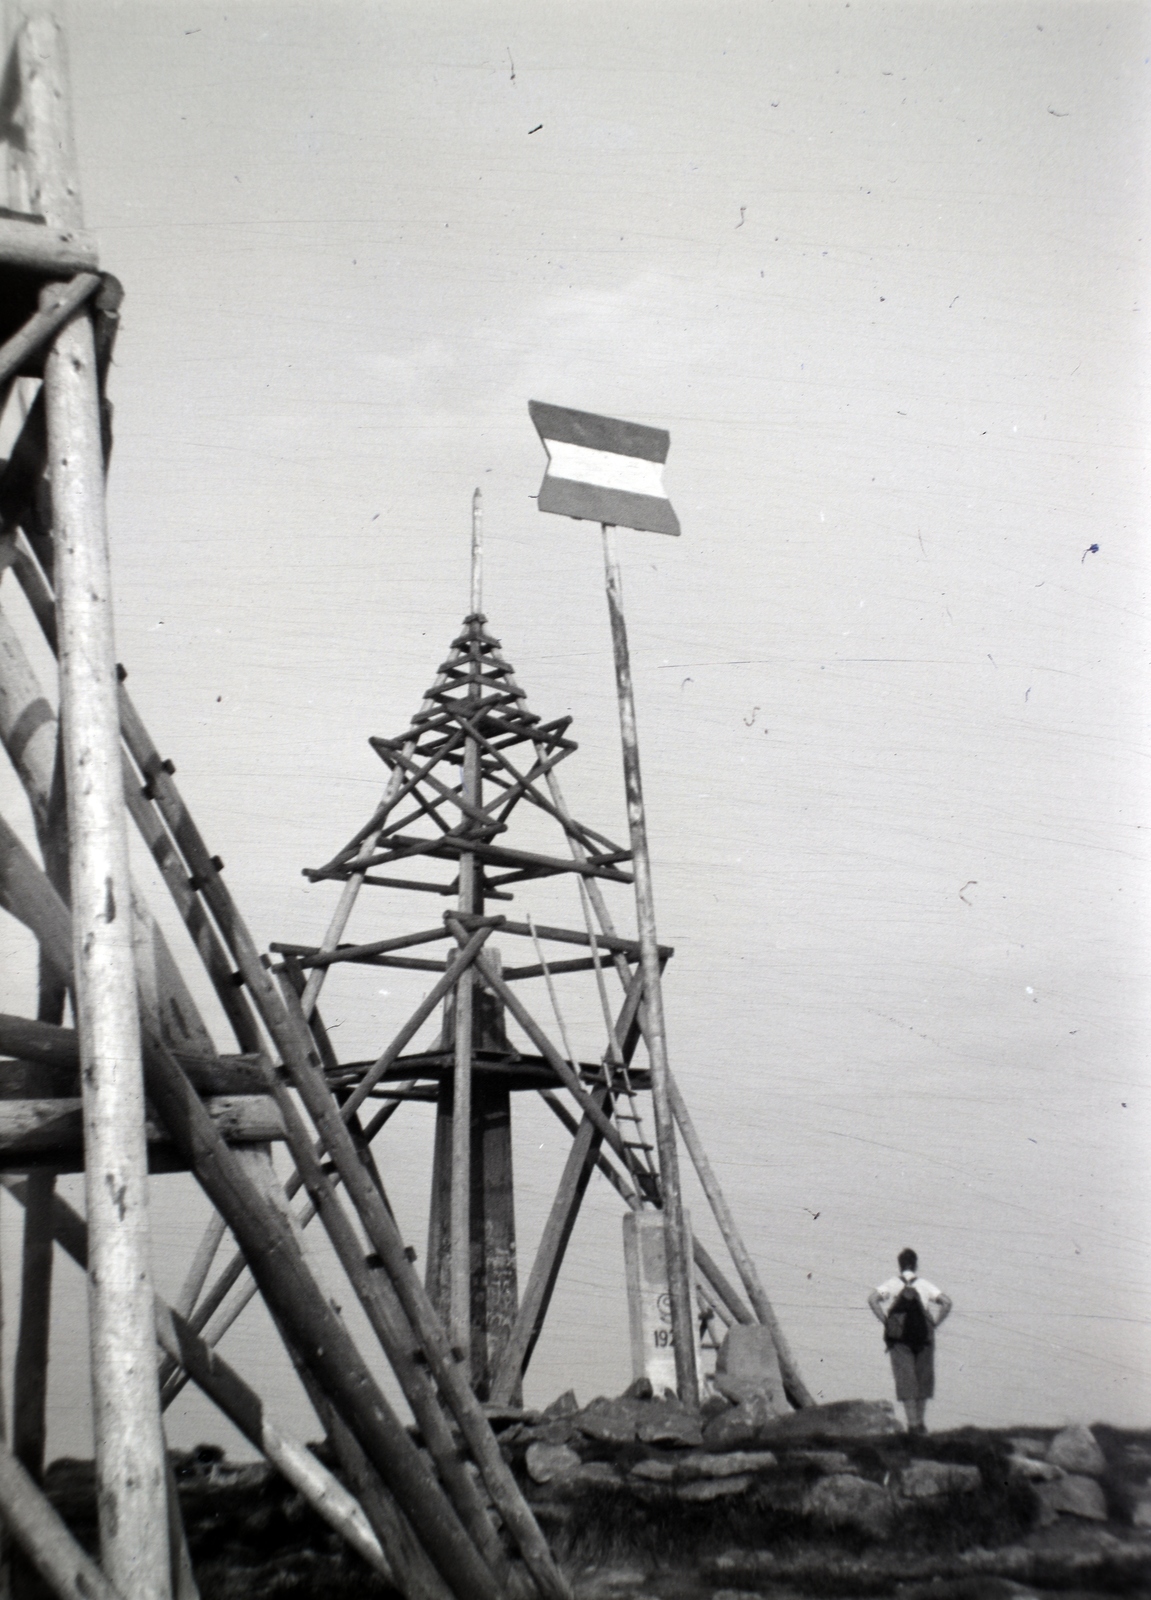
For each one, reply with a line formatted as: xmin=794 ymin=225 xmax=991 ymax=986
xmin=271 ymin=510 xmax=813 ymax=1412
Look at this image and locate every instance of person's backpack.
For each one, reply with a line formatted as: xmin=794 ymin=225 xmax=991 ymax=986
xmin=884 ymin=1284 xmax=931 ymax=1353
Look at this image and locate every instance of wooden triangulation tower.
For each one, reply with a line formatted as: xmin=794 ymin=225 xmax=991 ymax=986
xmin=273 ymin=496 xmax=814 ymax=1411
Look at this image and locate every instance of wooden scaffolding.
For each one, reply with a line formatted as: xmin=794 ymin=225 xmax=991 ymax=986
xmin=0 ymin=12 xmax=810 ymax=1600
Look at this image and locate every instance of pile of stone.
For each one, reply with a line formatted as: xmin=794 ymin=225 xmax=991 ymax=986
xmin=485 ymin=1329 xmax=1143 ymax=1562
xmin=495 ymin=1389 xmax=994 ymax=1525
xmin=1007 ymin=1422 xmax=1113 ymax=1524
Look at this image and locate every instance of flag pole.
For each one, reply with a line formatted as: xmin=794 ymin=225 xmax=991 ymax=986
xmin=600 ymin=523 xmax=698 ymax=1405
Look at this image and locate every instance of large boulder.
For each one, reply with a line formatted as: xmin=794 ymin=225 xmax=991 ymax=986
xmin=701 ymin=1394 xmax=776 ymax=1451
xmin=760 ymin=1399 xmax=901 ymax=1442
xmin=1008 ymin=1453 xmax=1064 ymax=1482
xmin=804 ymin=1473 xmax=894 ymax=1538
xmin=541 ymin=1388 xmax=580 ymax=1420
xmin=1037 ymin=1472 xmax=1108 ymax=1522
xmin=542 ymin=1461 xmax=626 ymax=1496
xmin=636 ymin=1400 xmax=703 ymax=1448
xmin=1046 ymin=1424 xmax=1106 ymax=1477
xmin=524 ymin=1442 xmax=581 ymax=1484
xmin=897 ymin=1460 xmax=983 ymax=1501
xmin=574 ymin=1396 xmax=643 ymax=1443
xmin=712 ymin=1373 xmax=782 ymax=1407
xmin=714 ymin=1324 xmax=786 ymax=1413
xmin=785 ymin=1449 xmax=853 ymax=1475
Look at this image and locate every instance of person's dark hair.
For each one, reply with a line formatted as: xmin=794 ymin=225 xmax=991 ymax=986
xmin=897 ymin=1248 xmax=918 ymax=1271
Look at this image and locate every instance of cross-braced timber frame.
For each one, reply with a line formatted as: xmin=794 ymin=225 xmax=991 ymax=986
xmin=0 ymin=11 xmax=810 ymax=1600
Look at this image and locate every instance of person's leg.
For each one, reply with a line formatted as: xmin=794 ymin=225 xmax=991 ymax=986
xmin=913 ymin=1346 xmax=935 ymax=1433
xmin=891 ymin=1346 xmax=917 ymax=1429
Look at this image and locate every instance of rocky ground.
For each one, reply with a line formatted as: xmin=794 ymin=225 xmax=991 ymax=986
xmin=24 ymin=1398 xmax=1151 ymax=1599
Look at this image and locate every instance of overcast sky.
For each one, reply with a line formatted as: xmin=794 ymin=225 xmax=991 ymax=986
xmin=1 ymin=1 xmax=1147 ymax=1456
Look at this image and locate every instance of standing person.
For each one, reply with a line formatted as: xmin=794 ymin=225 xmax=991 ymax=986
xmin=868 ymin=1248 xmax=952 ymax=1434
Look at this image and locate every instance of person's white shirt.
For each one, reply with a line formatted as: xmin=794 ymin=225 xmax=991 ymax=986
xmin=871 ymin=1274 xmax=951 ymax=1326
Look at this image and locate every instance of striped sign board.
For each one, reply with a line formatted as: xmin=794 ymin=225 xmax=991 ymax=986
xmin=529 ymin=401 xmax=680 ymax=537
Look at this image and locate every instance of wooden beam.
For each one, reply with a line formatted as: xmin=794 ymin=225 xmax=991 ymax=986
xmin=12 ymin=1171 xmax=53 ymax=1481
xmin=22 ymin=20 xmax=174 ymax=1571
xmin=0 ymin=217 xmax=97 ymax=276
xmin=0 ymin=1094 xmax=285 ymax=1162
xmin=489 ymin=1087 xmax=608 ymax=1405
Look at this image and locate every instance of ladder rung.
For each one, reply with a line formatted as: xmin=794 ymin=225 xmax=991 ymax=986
xmin=623 ymin=1140 xmax=654 ymax=1151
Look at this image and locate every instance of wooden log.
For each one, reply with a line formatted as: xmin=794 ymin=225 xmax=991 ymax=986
xmin=500 ymin=956 xmax=599 ymax=981
xmin=467 ymin=956 xmax=518 ymax=1398
xmin=0 ymin=218 xmax=97 ymax=277
xmin=667 ymin=1072 xmax=813 ymax=1408
xmin=0 ymin=273 xmax=100 ymax=388
xmin=0 ymin=1017 xmax=75 ymax=1072
xmin=0 ymin=605 xmax=58 ymax=846
xmin=172 ymin=1212 xmax=226 ymax=1320
xmin=0 ymin=1095 xmax=285 ymax=1162
xmin=270 ymin=926 xmax=448 ymax=968
xmin=221 ymin=1015 xmax=517 ymax=1587
xmin=449 ymin=954 xmax=474 ymax=1376
xmin=600 ymin=524 xmax=696 ymax=1405
xmin=22 ymin=23 xmax=181 ymax=1562
xmin=491 ymin=917 xmax=664 ymax=959
xmin=12 ymin=1172 xmax=53 ymax=1480
xmin=0 ymin=1019 xmax=265 ymax=1098
xmin=0 ymin=1437 xmax=120 ymax=1600
xmin=158 ymin=1098 xmax=513 ymax=1596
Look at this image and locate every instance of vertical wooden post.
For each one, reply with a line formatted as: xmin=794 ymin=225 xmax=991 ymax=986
xmin=449 ymin=957 xmax=474 ymax=1369
xmin=448 ymin=504 xmax=485 ymax=1371
xmin=18 ymin=15 xmax=171 ymax=1597
xmin=470 ymin=487 xmax=482 ymax=615
xmin=12 ymin=1172 xmax=53 ymax=1482
xmin=470 ymin=969 xmax=517 ymax=1398
xmin=600 ymin=523 xmax=698 ymax=1405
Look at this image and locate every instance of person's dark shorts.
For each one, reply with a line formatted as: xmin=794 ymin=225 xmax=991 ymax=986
xmin=889 ymin=1342 xmax=935 ymax=1400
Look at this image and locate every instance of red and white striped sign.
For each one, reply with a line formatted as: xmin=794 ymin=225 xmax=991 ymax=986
xmin=529 ymin=401 xmax=680 ymax=537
